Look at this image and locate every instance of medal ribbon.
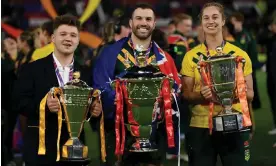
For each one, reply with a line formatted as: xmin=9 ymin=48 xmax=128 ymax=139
xmin=129 ymin=38 xmax=152 ymax=66
xmin=53 ymin=59 xmax=74 ymax=87
xmin=204 ymin=40 xmax=225 ymax=58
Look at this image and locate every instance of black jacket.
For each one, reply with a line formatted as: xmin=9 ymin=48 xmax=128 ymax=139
xmin=12 ymin=54 xmax=93 ymax=164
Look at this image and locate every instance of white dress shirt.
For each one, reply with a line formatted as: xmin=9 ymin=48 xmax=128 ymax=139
xmin=52 ymin=53 xmax=74 ymax=86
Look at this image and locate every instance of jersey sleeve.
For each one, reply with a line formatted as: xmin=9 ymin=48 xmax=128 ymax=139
xmin=180 ymin=51 xmax=195 ymax=77
xmin=241 ymin=50 xmax=253 ymax=76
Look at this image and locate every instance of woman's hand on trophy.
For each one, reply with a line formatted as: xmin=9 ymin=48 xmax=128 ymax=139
xmin=46 ymin=92 xmax=60 ymax=113
xmin=200 ymin=86 xmax=219 ymax=103
xmin=91 ymin=100 xmax=102 ymax=117
xmin=200 ymin=86 xmax=213 ymax=101
xmin=200 ymin=86 xmax=221 ymax=104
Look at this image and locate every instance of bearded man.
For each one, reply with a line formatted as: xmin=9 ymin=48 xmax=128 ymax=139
xmin=92 ymin=3 xmax=181 ymax=166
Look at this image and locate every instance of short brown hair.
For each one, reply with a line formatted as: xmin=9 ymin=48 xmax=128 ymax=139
xmin=173 ymin=13 xmax=192 ymax=26
xmin=53 ymin=14 xmax=81 ymax=31
xmin=230 ymin=12 xmax=244 ymax=23
xmin=199 ymin=2 xmax=226 ymax=23
xmin=131 ymin=3 xmax=156 ymax=19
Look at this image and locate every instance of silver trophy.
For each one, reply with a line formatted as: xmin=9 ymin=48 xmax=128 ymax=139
xmin=198 ymin=47 xmax=249 ymax=132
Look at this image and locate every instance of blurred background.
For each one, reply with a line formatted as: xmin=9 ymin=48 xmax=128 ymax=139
xmin=1 ymin=0 xmax=276 ymax=166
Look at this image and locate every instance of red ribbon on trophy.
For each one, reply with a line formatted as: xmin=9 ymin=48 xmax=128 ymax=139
xmin=198 ymin=61 xmax=214 ymax=135
xmin=121 ymin=81 xmax=141 ymax=150
xmin=235 ymin=56 xmax=252 ymax=127
xmin=115 ymin=80 xmax=125 ymax=156
xmin=161 ymin=78 xmax=175 ymax=147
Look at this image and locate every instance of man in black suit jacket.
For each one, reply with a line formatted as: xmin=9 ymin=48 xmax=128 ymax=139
xmin=13 ymin=14 xmax=102 ymax=166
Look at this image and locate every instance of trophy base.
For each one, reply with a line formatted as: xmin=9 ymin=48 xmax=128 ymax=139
xmin=61 ymin=137 xmax=89 ymax=161
xmin=213 ymin=113 xmax=245 ymax=133
xmin=129 ymin=138 xmax=158 ymax=152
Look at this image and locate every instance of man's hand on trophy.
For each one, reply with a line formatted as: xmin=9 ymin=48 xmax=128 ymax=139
xmin=46 ymin=92 xmax=61 ymax=113
xmin=91 ymin=100 xmax=102 ymax=117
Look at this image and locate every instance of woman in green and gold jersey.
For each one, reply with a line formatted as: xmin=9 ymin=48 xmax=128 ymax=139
xmin=181 ymin=2 xmax=254 ymax=166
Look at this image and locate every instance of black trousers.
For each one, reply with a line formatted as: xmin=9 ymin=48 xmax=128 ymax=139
xmin=187 ymin=127 xmax=251 ymax=166
xmin=3 ymin=109 xmax=18 ymax=162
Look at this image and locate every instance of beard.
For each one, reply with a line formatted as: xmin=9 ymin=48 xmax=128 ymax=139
xmin=132 ymin=24 xmax=154 ymax=40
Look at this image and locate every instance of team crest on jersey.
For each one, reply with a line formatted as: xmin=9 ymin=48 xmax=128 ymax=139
xmin=241 ymin=35 xmax=246 ymax=44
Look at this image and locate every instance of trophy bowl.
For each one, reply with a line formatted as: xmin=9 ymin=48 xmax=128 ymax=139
xmin=113 ymin=65 xmax=174 ymax=152
xmin=199 ymin=48 xmax=247 ymax=132
xmin=58 ymin=73 xmax=99 ymax=162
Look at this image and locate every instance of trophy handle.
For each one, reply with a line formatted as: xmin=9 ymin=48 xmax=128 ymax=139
xmin=198 ymin=61 xmax=211 ymax=87
xmin=84 ymin=94 xmax=94 ymax=123
xmin=77 ymin=90 xmax=101 ymax=138
xmin=50 ymin=87 xmax=62 ymax=97
xmin=235 ymin=56 xmax=245 ymax=63
xmin=50 ymin=87 xmax=65 ymax=117
xmin=84 ymin=89 xmax=102 ymax=122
